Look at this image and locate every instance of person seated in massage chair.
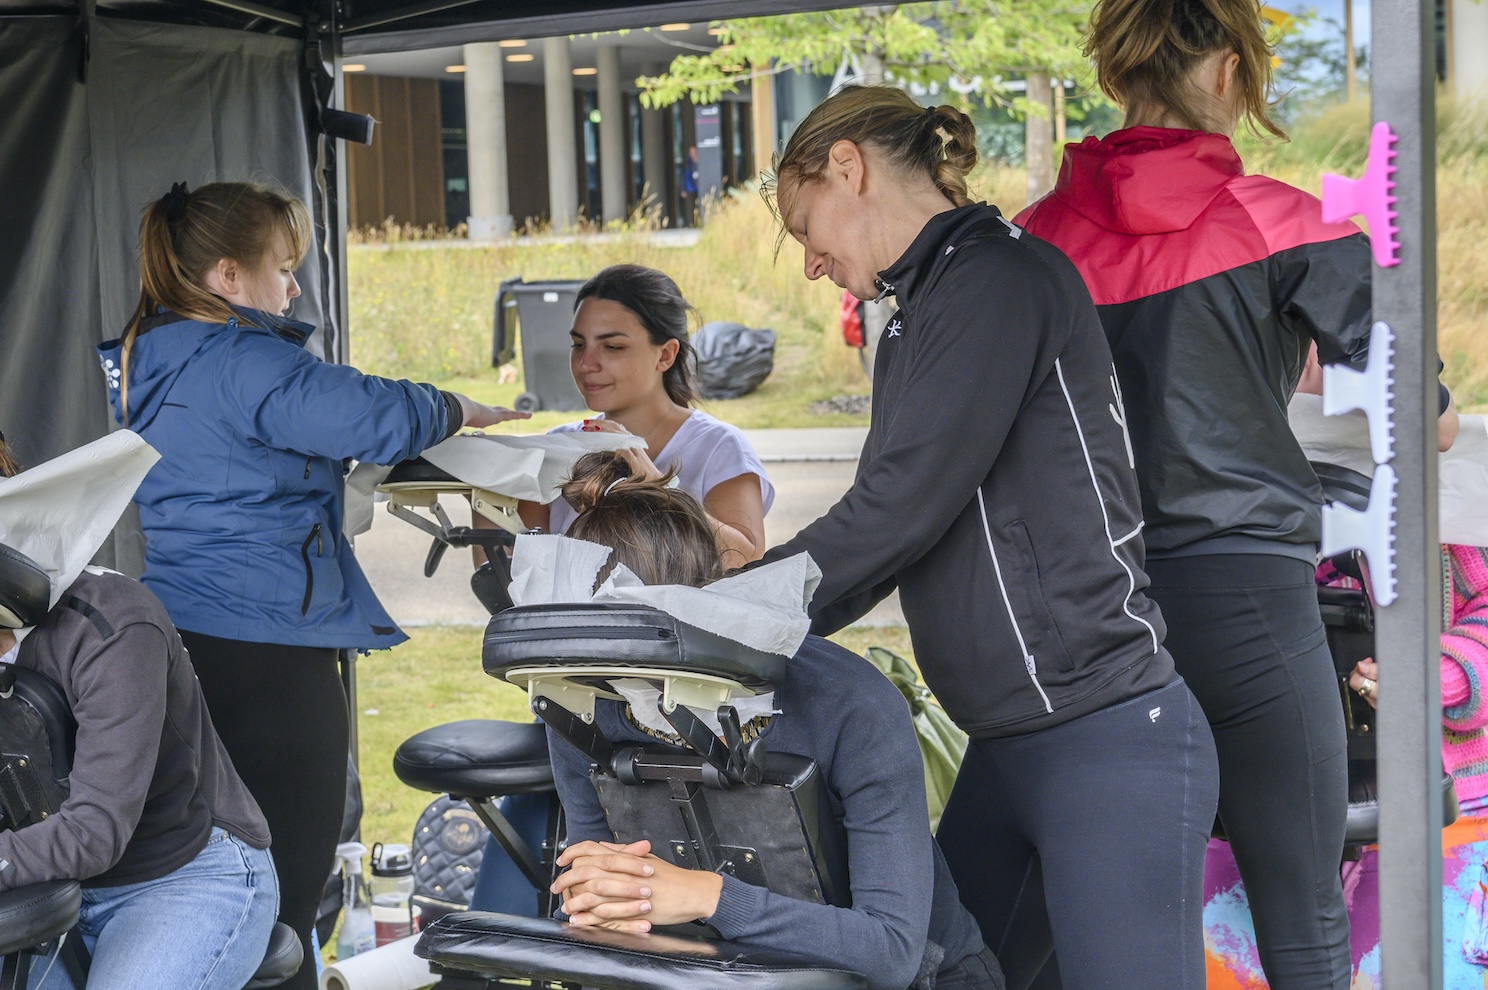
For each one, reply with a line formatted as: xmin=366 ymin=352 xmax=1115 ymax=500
xmin=0 ymin=433 xmax=277 ymax=990
xmin=538 ymin=453 xmax=1005 ymax=990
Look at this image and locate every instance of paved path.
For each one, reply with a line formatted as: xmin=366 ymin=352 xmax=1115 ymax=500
xmin=355 ymin=427 xmax=906 ymax=628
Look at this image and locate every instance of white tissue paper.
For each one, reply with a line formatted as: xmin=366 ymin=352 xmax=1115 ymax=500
xmin=421 ymin=432 xmax=644 ymax=504
xmin=343 ymin=432 xmax=646 ymax=538
xmin=610 ymin=677 xmax=779 ymax=736
xmin=1289 ymin=393 xmax=1488 ymax=548
xmin=0 ymin=431 xmax=159 ymax=610
xmin=507 ymin=533 xmax=821 ymax=658
xmin=506 ymin=533 xmax=616 ymax=606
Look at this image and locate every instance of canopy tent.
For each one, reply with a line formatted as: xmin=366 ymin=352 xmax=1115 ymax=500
xmin=0 ymin=0 xmax=1450 ymax=984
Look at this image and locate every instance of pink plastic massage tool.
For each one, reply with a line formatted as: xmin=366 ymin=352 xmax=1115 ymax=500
xmin=1320 ymin=121 xmax=1400 ymax=268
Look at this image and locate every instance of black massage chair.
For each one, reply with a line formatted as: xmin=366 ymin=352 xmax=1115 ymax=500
xmin=0 ymin=543 xmax=302 ymax=990
xmin=378 ymin=457 xmax=862 ymax=987
xmin=409 ymin=601 xmax=868 ymax=989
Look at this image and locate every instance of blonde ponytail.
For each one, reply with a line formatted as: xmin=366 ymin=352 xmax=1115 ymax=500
xmin=119 ymin=181 xmax=311 ymax=425
xmin=1085 ymin=0 xmax=1286 ymax=138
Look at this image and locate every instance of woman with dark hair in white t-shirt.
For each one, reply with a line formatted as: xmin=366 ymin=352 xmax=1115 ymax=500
xmin=469 ymin=266 xmax=775 ymax=916
xmin=519 ymin=264 xmax=774 ymax=566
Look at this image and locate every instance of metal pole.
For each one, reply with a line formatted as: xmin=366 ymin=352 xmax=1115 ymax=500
xmin=1372 ymin=0 xmax=1442 ymax=980
xmin=327 ymin=13 xmax=361 ymax=771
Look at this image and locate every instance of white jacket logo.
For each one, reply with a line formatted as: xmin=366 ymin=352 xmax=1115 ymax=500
xmin=1109 ymin=372 xmax=1135 ymax=470
xmin=885 ymin=319 xmax=902 ymax=339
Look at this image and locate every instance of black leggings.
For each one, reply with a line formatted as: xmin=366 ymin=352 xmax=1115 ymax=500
xmin=181 ymin=631 xmax=349 ymax=990
xmin=1146 ymin=553 xmax=1350 ymax=990
xmin=937 ymin=677 xmax=1219 ymax=990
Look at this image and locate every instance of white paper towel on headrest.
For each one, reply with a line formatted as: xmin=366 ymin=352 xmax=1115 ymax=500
xmin=0 ymin=431 xmax=159 ymax=609
xmin=611 ymin=677 xmax=779 ymax=735
xmin=508 ymin=534 xmax=821 ymax=657
xmin=420 ymin=431 xmax=645 ymax=503
xmin=319 ymin=934 xmax=433 ymax=990
xmin=1289 ymin=393 xmax=1488 ymax=548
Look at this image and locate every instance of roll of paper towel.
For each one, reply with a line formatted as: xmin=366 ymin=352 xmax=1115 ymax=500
xmin=320 ymin=935 xmax=434 ymax=990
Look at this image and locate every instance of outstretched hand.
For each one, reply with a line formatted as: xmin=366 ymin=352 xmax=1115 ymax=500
xmin=453 ymin=392 xmax=532 ymax=429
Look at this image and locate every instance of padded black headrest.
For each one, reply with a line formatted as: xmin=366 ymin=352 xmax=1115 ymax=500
xmin=0 ymin=543 xmax=49 ymax=629
xmin=483 ymin=603 xmax=789 ymax=688
xmin=1311 ymin=461 xmax=1374 ymax=513
xmin=383 ymin=457 xmax=460 ymax=487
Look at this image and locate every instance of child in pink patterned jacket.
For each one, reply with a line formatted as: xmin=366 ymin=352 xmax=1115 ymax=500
xmin=1203 ymin=545 xmax=1488 ymax=990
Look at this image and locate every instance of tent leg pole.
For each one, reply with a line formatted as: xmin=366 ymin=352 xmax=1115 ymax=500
xmin=1372 ymin=0 xmax=1442 ymax=982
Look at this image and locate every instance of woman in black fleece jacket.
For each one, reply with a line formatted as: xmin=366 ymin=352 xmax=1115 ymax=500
xmin=539 ymin=457 xmax=1003 ymax=990
xmin=760 ymin=85 xmax=1220 ymax=990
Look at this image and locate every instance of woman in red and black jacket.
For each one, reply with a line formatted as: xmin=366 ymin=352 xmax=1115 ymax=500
xmin=1016 ymin=1 xmax=1457 ymax=987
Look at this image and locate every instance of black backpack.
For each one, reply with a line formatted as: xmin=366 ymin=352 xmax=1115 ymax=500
xmin=0 ymin=543 xmax=74 ymax=832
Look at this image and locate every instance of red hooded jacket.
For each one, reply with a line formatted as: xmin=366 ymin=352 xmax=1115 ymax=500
xmin=1016 ymin=127 xmax=1371 ymax=557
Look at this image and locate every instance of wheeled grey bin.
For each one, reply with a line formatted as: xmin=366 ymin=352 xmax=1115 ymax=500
xmin=492 ymin=278 xmax=587 ymax=413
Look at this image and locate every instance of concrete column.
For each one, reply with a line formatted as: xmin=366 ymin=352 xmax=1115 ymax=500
xmin=597 ymin=44 xmax=627 ymax=224
xmin=463 ymin=43 xmax=513 ymax=239
xmin=543 ymin=35 xmax=578 ymax=230
xmin=1451 ymin=0 xmax=1488 ymax=98
xmin=640 ymin=61 xmax=667 ymax=214
xmin=751 ymin=62 xmax=776 ymax=177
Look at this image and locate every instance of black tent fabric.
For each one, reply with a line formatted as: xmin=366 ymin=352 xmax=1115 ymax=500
xmin=0 ymin=15 xmax=330 ymax=571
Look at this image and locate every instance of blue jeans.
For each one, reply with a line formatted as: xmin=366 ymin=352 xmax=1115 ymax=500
xmin=30 ymin=828 xmax=279 ymax=990
xmin=468 ymin=792 xmax=552 ymax=915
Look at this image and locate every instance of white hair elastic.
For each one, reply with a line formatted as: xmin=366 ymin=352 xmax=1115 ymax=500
xmin=603 ymin=478 xmax=626 ymax=497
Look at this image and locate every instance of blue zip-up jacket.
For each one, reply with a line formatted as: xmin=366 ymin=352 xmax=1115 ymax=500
xmin=97 ymin=309 xmax=453 ymax=649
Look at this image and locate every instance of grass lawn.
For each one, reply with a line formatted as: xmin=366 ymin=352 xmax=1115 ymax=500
xmin=353 ymin=623 xmax=916 ymax=855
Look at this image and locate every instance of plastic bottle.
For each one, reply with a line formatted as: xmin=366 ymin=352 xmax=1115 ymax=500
xmin=370 ymin=842 xmax=416 ymax=946
xmin=333 ymin=841 xmax=376 ymax=960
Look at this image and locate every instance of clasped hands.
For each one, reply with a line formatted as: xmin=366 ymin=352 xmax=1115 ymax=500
xmin=551 ymin=839 xmax=723 ymax=933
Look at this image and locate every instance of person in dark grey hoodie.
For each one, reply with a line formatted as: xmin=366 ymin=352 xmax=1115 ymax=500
xmin=0 ymin=435 xmax=277 ymax=990
xmin=761 ymin=85 xmax=1220 ymax=990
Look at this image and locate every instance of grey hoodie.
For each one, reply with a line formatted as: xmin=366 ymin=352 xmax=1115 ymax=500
xmin=0 ymin=569 xmax=268 ymax=889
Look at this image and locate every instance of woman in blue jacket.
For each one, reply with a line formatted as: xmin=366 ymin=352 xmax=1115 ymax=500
xmin=97 ymin=181 xmax=526 ymax=989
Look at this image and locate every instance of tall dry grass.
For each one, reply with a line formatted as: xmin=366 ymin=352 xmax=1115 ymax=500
xmin=1237 ymin=98 xmax=1488 ymax=408
xmin=350 ymin=105 xmax=1485 ymax=418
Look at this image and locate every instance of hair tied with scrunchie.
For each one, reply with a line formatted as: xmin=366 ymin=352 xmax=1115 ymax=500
xmin=162 ymin=182 xmax=190 ymax=224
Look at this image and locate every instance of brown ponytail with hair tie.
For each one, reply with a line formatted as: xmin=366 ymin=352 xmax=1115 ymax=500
xmin=561 ymin=452 xmax=723 ymax=590
xmin=117 ymin=181 xmax=311 ymax=427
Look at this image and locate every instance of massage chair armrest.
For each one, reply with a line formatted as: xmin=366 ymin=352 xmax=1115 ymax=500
xmin=0 ymin=880 xmax=80 ymax=957
xmin=415 ymin=912 xmax=867 ymax=990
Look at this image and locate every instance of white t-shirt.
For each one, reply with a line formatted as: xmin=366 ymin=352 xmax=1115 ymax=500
xmin=546 ymin=410 xmax=775 ymax=535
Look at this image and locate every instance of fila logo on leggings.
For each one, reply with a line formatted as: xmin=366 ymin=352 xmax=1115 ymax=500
xmin=1149 ymin=707 xmax=1162 ymax=723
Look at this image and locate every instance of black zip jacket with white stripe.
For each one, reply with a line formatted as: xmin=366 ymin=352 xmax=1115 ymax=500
xmin=763 ymin=203 xmax=1174 ymax=738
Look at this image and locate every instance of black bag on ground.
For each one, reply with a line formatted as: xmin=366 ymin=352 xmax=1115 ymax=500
xmin=693 ymin=322 xmax=776 ymax=399
xmin=410 ymin=795 xmax=489 ymax=925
